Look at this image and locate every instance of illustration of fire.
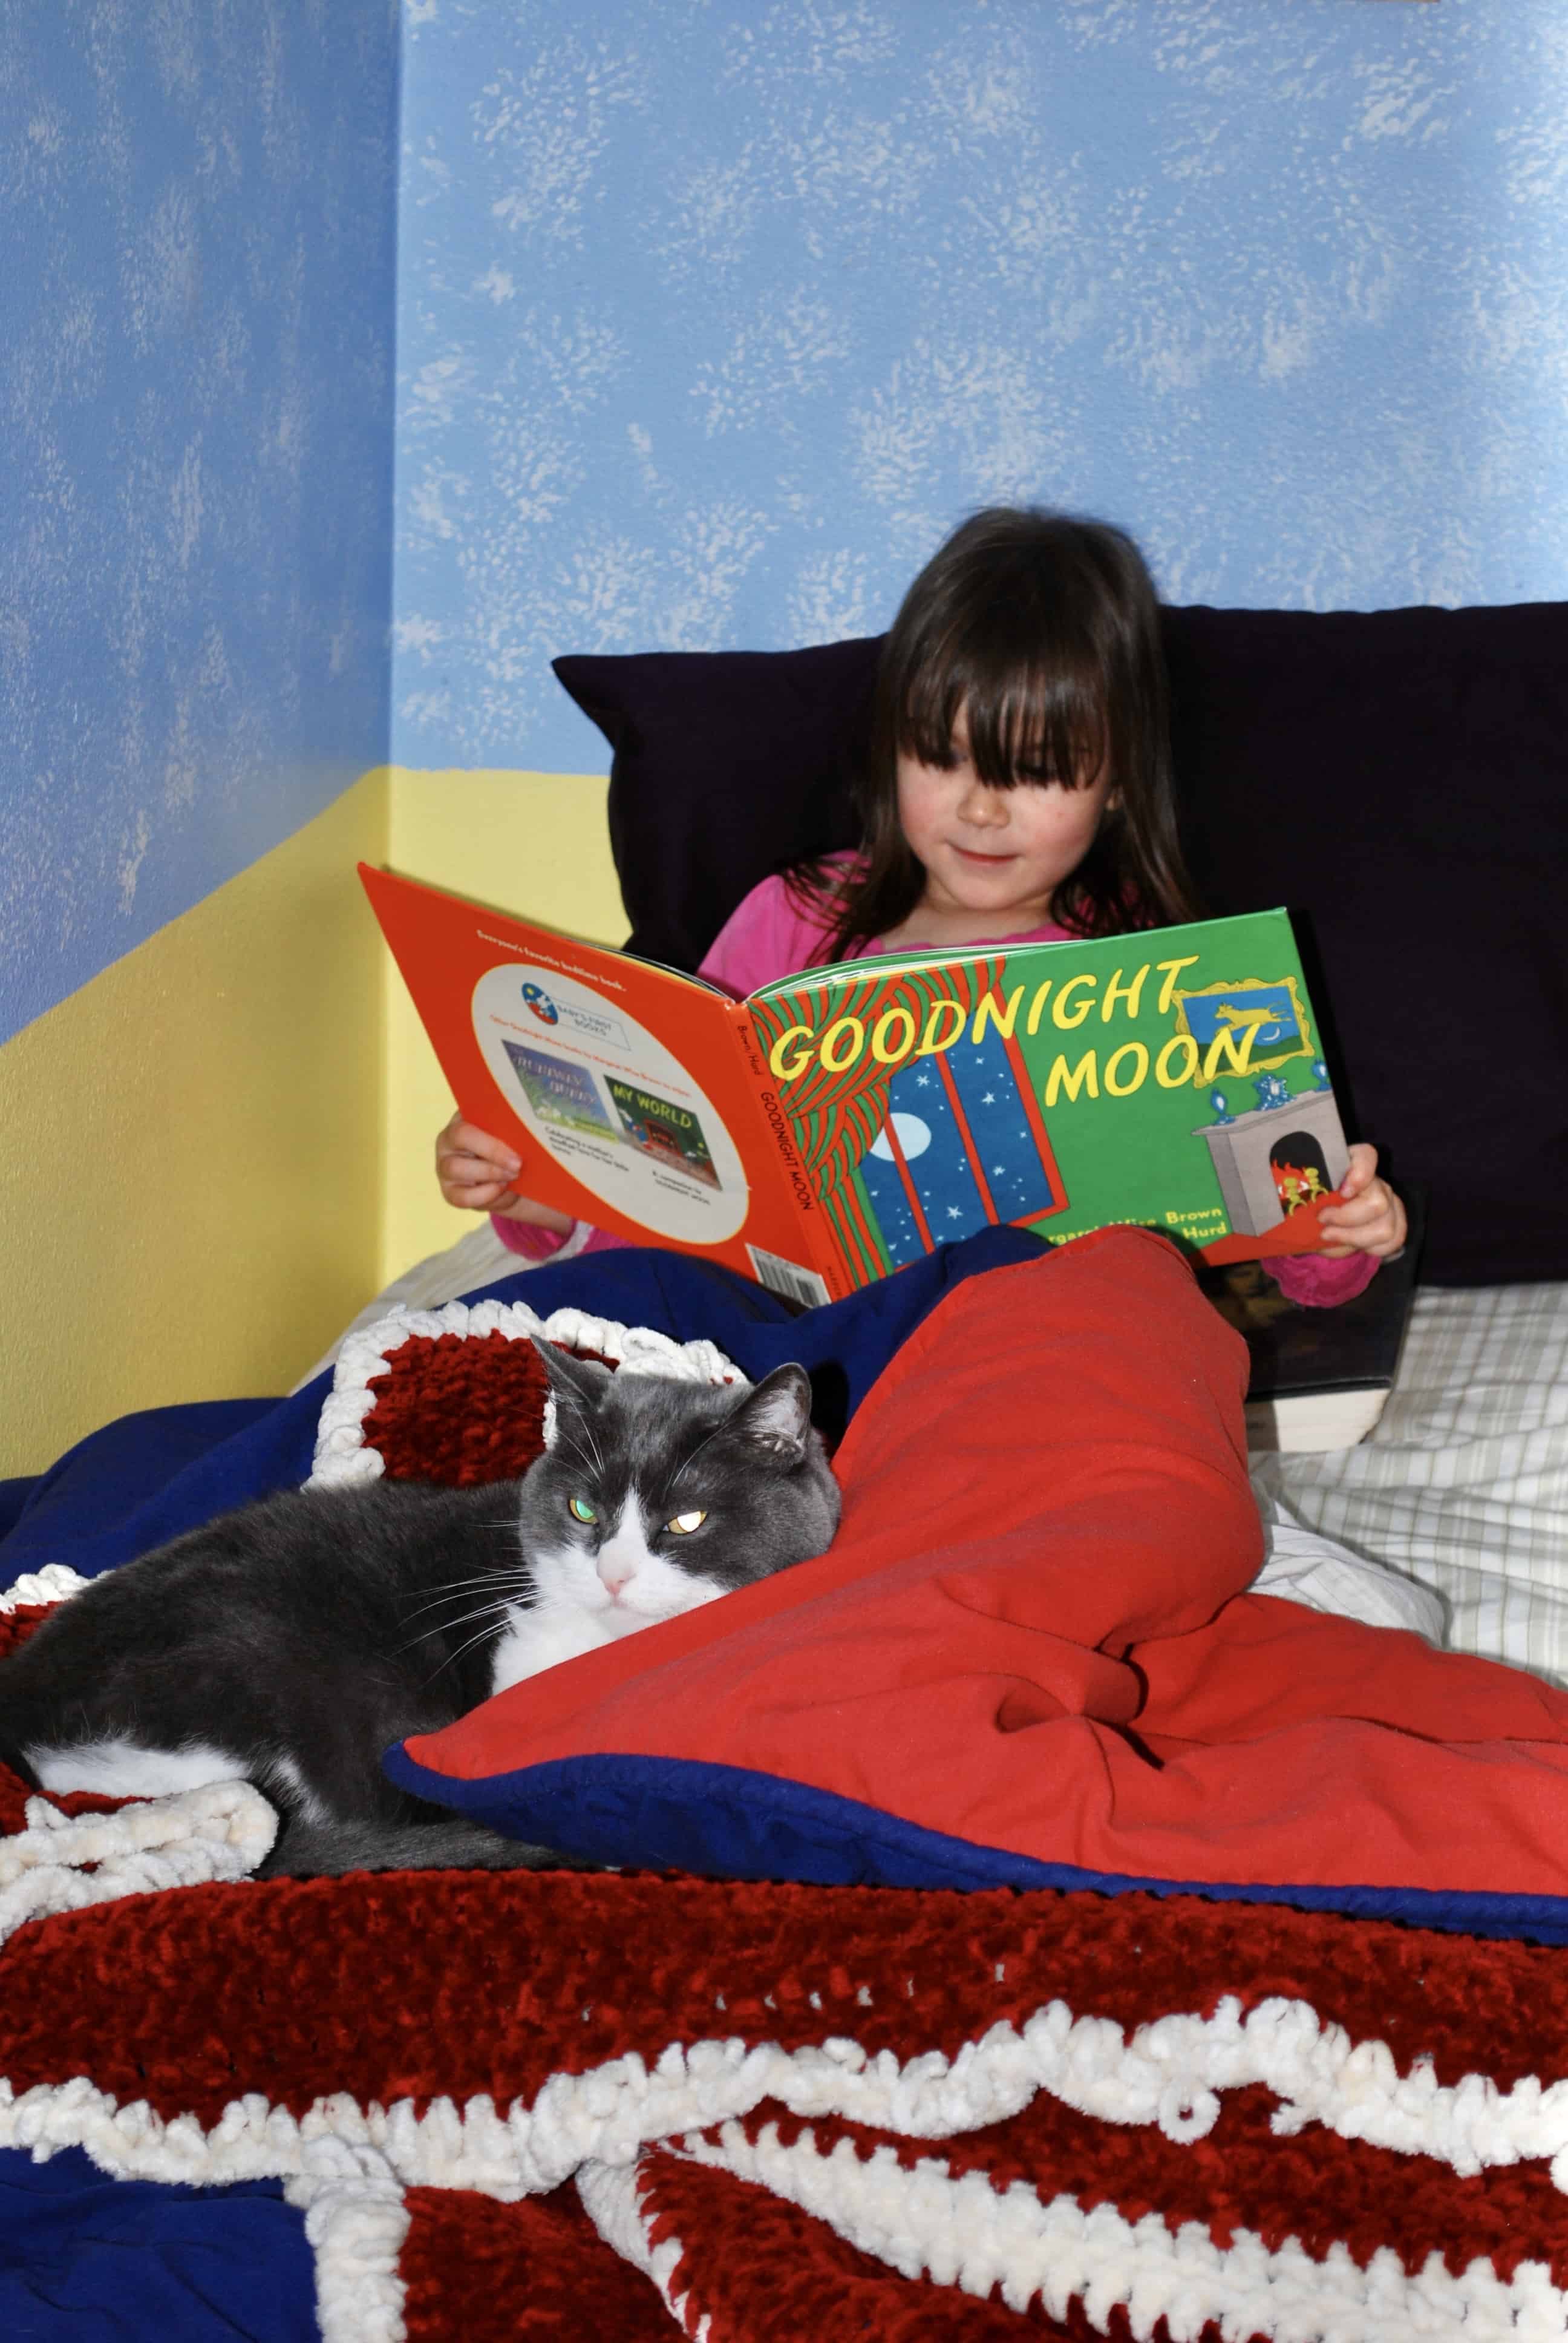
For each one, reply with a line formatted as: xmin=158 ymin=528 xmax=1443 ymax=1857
xmin=1269 ymin=1132 xmax=1333 ymax=1215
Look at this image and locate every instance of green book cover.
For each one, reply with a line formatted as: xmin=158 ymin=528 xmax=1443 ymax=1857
xmin=745 ymin=909 xmax=1348 ymax=1289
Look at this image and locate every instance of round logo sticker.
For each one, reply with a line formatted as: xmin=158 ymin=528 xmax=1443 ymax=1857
xmin=471 ymin=962 xmax=748 ymax=1244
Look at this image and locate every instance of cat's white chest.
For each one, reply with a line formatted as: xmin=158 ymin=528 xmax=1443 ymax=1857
xmin=486 ymin=1599 xmax=618 ymax=1694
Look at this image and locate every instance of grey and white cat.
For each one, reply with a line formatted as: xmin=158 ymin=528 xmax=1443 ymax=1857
xmin=0 ymin=1341 xmax=839 ymax=1878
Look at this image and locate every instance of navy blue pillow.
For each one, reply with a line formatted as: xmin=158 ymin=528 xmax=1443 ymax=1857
xmin=554 ymin=636 xmax=877 ymax=974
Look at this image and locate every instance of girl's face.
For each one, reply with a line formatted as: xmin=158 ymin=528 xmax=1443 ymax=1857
xmin=895 ymin=707 xmax=1113 ymax=935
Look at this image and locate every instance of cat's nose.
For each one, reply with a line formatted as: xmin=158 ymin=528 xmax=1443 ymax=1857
xmin=594 ymin=1512 xmax=652 ymax=1600
xmin=597 ymin=1554 xmax=636 ymax=1598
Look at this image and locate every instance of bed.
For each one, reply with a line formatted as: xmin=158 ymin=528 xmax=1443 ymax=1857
xmin=2 ymin=598 xmax=1566 ymax=2340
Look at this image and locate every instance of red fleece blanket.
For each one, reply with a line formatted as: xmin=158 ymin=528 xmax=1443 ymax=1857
xmin=407 ymin=1229 xmax=1568 ymax=1909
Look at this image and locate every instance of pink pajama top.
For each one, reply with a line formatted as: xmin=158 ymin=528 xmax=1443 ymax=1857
xmin=495 ymin=862 xmax=1376 ymax=1308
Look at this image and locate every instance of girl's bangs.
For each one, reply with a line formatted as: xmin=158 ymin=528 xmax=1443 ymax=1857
xmin=897 ymin=637 xmax=1107 ymax=790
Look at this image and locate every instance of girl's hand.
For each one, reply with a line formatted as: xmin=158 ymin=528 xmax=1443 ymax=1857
xmin=434 ymin=1112 xmax=573 ymax=1231
xmin=1316 ymin=1142 xmax=1406 ymax=1260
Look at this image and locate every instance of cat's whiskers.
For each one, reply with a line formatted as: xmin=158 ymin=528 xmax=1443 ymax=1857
xmin=396 ymin=1567 xmax=531 ymax=1622
xmin=419 ymin=1607 xmax=526 ymax=1687
xmin=397 ymin=1571 xmax=511 ymax=1603
xmin=400 ymin=1594 xmax=521 ymax=1662
xmin=555 ymin=1408 xmax=605 ymax=1477
xmin=668 ymin=1424 xmax=722 ymax=1493
xmin=554 ymin=1447 xmax=600 ymax=1491
xmin=394 ymin=1583 xmax=531 ymax=1639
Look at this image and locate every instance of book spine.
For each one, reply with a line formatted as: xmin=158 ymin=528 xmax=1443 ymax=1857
xmin=728 ymin=1006 xmax=852 ymax=1301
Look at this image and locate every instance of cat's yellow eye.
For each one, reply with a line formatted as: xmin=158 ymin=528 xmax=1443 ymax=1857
xmin=568 ymin=1496 xmax=598 ymax=1525
xmin=667 ymin=1509 xmax=707 ymax=1535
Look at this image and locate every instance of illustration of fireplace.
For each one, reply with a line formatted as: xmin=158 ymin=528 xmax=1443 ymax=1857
xmin=1192 ymin=1090 xmax=1350 ymax=1238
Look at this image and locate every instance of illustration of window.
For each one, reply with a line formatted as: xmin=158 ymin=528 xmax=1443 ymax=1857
xmin=858 ymin=1024 xmax=1067 ymax=1268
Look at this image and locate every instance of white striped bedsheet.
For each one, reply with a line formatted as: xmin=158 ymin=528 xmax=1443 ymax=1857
xmin=1252 ymin=1280 xmax=1568 ymax=1683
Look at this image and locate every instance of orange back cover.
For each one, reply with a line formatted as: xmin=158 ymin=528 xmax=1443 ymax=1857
xmin=361 ymin=865 xmax=835 ymax=1292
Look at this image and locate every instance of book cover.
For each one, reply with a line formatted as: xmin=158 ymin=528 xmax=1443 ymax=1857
xmin=747 ymin=910 xmax=1354 ymax=1289
xmin=361 ymin=870 xmax=1361 ymax=1306
xmin=359 ymin=862 xmax=834 ymax=1297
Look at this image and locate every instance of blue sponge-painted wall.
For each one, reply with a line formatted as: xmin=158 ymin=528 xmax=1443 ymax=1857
xmin=392 ymin=0 xmax=1568 ymax=775
xmin=0 ymin=4 xmax=399 ymax=1047
xmin=4 ymin=2 xmax=1565 ymax=1042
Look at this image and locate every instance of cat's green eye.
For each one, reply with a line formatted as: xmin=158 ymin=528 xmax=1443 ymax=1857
xmin=667 ymin=1508 xmax=707 ymax=1535
xmin=568 ymin=1496 xmax=598 ymax=1525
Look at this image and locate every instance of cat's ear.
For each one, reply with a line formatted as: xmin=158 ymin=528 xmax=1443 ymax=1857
xmin=720 ymin=1363 xmax=814 ymax=1467
xmin=532 ymin=1338 xmax=612 ymax=1451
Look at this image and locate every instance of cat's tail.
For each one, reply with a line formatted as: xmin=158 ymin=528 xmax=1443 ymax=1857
xmin=255 ymin=1814 xmax=589 ymax=1879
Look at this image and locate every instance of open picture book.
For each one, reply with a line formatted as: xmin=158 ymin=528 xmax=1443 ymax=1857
xmin=362 ymin=865 xmax=1359 ymax=1308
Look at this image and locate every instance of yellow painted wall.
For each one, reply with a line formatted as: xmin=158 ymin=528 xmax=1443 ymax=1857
xmin=0 ymin=772 xmax=391 ymax=1476
xmin=378 ymin=769 xmax=620 ymax=1283
xmin=0 ymin=765 xmax=622 ymax=1476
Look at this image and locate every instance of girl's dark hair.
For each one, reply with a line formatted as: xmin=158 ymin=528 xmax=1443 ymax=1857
xmin=790 ymin=506 xmax=1198 ymax=958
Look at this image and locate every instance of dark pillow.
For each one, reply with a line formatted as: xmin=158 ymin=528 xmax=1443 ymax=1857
xmin=554 ymin=638 xmax=878 ymax=975
xmin=553 ymin=603 xmax=1568 ymax=1286
xmin=1163 ymin=604 xmax=1568 ymax=1289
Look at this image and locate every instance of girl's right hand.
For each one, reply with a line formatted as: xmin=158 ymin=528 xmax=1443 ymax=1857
xmin=434 ymin=1112 xmax=573 ymax=1231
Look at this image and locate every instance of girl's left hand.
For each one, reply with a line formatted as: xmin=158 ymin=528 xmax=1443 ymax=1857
xmin=1317 ymin=1142 xmax=1406 ymax=1260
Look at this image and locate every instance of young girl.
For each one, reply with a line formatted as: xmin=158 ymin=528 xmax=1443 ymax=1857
xmin=437 ymin=508 xmax=1405 ymax=1301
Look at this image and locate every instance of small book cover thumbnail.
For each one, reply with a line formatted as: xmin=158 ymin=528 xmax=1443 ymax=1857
xmin=607 ymin=1078 xmax=722 ymax=1189
xmin=1199 ymin=1187 xmax=1425 ymax=1452
xmin=502 ymin=1042 xmax=615 ymax=1139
